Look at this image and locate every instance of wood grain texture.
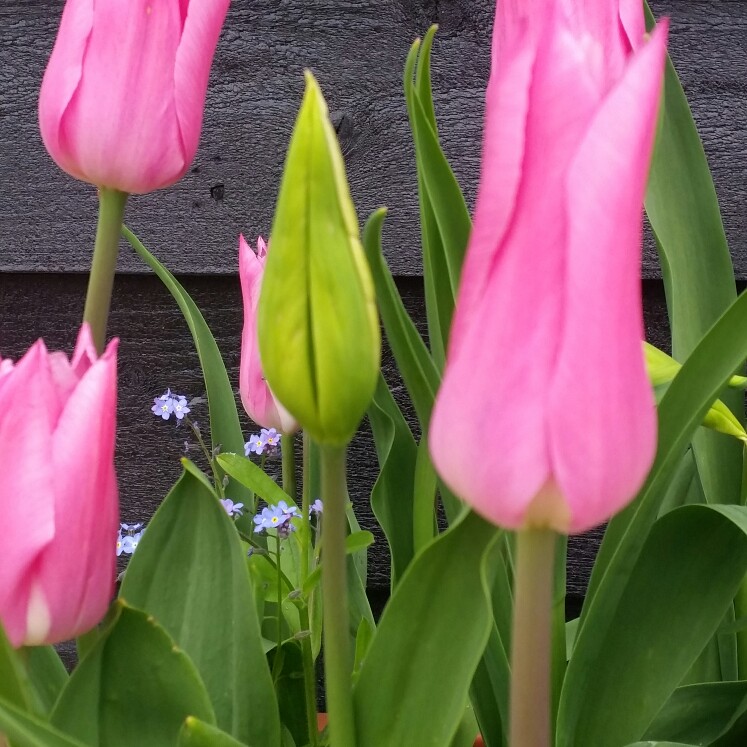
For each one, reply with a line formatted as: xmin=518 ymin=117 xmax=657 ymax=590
xmin=0 ymin=272 xmax=670 ymax=596
xmin=0 ymin=0 xmax=746 ymax=276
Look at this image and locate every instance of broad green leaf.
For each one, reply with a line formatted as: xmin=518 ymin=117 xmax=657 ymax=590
xmin=353 ymin=617 xmax=375 ymax=681
xmin=559 ymin=505 xmax=747 ymax=747
xmin=412 ymin=436 xmax=438 ymax=554
xmin=270 ymin=642 xmax=310 ymax=747
xmin=217 ymin=452 xmax=295 ymax=508
xmin=345 ymin=530 xmax=375 ymax=554
xmin=0 ymin=623 xmax=32 ymax=711
xmin=367 ymin=374 xmax=418 ymax=588
xmin=354 ymin=511 xmax=501 ymax=747
xmin=177 ymin=718 xmax=247 ymax=747
xmin=20 ymin=646 xmax=68 ymax=715
xmin=470 ymin=626 xmax=509 ymax=747
xmin=51 ymin=603 xmax=215 ymax=747
xmin=123 ymin=226 xmax=251 ymax=510
xmin=625 ymin=743 xmax=698 ymax=746
xmin=362 ymin=209 xmax=440 ymax=431
xmin=643 ymin=2 xmax=741 ymax=510
xmin=644 ymin=681 xmax=747 ymax=744
xmin=582 ymin=286 xmax=747 ymax=621
xmin=0 ymin=696 xmax=88 ymax=747
xmin=120 ymin=470 xmax=280 ymax=746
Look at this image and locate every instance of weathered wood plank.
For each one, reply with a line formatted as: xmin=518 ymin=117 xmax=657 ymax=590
xmin=0 ymin=1 xmax=745 ymax=276
xmin=0 ymin=272 xmax=670 ymax=595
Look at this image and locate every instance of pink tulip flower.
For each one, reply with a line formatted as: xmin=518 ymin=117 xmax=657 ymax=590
xmin=0 ymin=325 xmax=118 ymax=646
xmin=239 ymin=235 xmax=299 ymax=434
xmin=39 ymin=0 xmax=230 ymax=194
xmin=430 ymin=0 xmax=668 ymax=534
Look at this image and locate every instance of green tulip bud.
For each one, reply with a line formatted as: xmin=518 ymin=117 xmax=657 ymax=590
xmin=644 ymin=342 xmax=747 ymax=442
xmin=257 ymin=72 xmax=381 ymax=446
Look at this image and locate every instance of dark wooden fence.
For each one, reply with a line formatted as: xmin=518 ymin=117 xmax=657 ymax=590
xmin=0 ymin=0 xmax=744 ymax=630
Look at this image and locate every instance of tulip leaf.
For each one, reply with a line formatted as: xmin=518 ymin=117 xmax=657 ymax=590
xmin=559 ymin=504 xmax=747 ymax=747
xmin=404 ymin=29 xmax=471 ymax=368
xmin=0 ymin=623 xmax=32 ymax=711
xmin=0 ymin=695 xmax=89 ymax=747
xmin=412 ymin=435 xmax=439 ymax=555
xmin=177 ymin=717 xmax=247 ymax=747
xmin=580 ymin=285 xmax=747 ymax=625
xmin=119 ymin=469 xmax=280 ymax=746
xmin=217 ymin=452 xmax=295 ymax=509
xmin=122 ymin=226 xmax=252 ymax=511
xmin=353 ymin=511 xmax=501 ymax=747
xmin=644 ymin=681 xmax=747 ymax=744
xmin=20 ymin=646 xmax=68 ymax=716
xmin=643 ymin=2 xmax=742 ymax=511
xmin=367 ymin=374 xmax=418 ymax=588
xmin=565 ymin=286 xmax=747 ymax=740
xmin=50 ymin=602 xmax=215 ymax=746
xmin=362 ymin=208 xmax=440 ymax=431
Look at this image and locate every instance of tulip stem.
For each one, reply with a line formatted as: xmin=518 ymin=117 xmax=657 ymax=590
xmin=83 ymin=188 xmax=128 ymax=353
xmin=510 ymin=528 xmax=557 ymax=747
xmin=282 ymin=434 xmax=297 ymax=500
xmin=320 ymin=443 xmax=356 ymax=747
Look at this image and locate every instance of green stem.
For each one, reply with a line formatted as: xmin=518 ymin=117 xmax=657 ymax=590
xmin=299 ymin=604 xmax=320 ymax=746
xmin=282 ymin=434 xmax=297 ymax=500
xmin=271 ymin=537 xmax=284 ymax=684
xmin=83 ymin=188 xmax=128 ymax=353
xmin=509 ymin=529 xmax=556 ymax=747
xmin=301 ymin=431 xmax=312 ymax=583
xmin=299 ymin=431 xmax=319 ymax=745
xmin=320 ymin=444 xmax=356 ymax=747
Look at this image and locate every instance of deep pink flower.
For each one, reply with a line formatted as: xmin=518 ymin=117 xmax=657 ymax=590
xmin=239 ymin=236 xmax=299 ymax=434
xmin=0 ymin=325 xmax=118 ymax=646
xmin=39 ymin=0 xmax=230 ymax=194
xmin=430 ymin=0 xmax=667 ymax=534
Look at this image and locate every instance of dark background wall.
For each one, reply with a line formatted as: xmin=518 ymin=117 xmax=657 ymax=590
xmin=0 ymin=0 xmax=743 ymax=613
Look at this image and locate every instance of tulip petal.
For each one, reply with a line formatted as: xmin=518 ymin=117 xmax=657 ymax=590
xmin=449 ymin=39 xmax=535 ymax=348
xmin=71 ymin=321 xmax=97 ymax=376
xmin=0 ymin=343 xmax=56 ymax=646
xmin=58 ymin=0 xmax=185 ymax=193
xmin=38 ymin=0 xmax=94 ymax=182
xmin=547 ymin=23 xmax=667 ymax=533
xmin=37 ymin=340 xmax=118 ymax=643
xmin=174 ymin=0 xmax=231 ymax=164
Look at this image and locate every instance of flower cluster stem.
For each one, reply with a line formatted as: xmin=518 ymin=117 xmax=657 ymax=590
xmin=320 ymin=443 xmax=356 ymax=747
xmin=83 ymin=188 xmax=128 ymax=353
xmin=299 ymin=431 xmax=319 ymax=745
xmin=510 ymin=528 xmax=556 ymax=747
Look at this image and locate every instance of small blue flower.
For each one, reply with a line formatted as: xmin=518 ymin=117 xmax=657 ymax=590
xmin=262 ymin=428 xmax=281 ymax=450
xmin=252 ymin=505 xmax=289 ymax=534
xmin=277 ymin=500 xmax=300 ymax=518
xmin=245 ymin=433 xmax=265 ymax=456
xmin=220 ymin=498 xmax=245 ymax=518
xmin=120 ymin=535 xmax=136 ymax=554
xmin=309 ymin=499 xmax=323 ymax=516
xmin=151 ymin=389 xmax=174 ymax=420
xmin=173 ymin=396 xmax=190 ymax=420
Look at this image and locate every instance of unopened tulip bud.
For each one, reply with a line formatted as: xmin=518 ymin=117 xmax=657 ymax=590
xmin=0 ymin=325 xmax=118 ymax=646
xmin=258 ymin=72 xmax=380 ymax=446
